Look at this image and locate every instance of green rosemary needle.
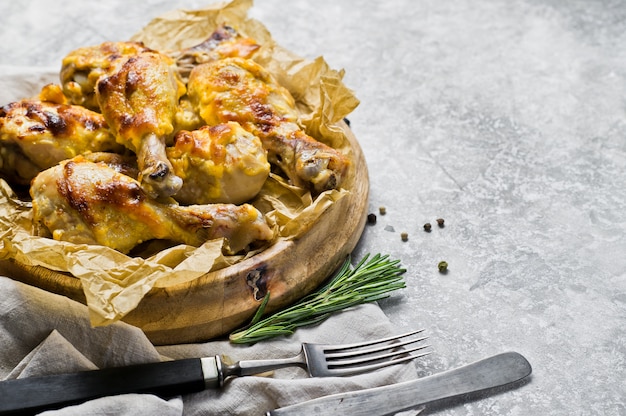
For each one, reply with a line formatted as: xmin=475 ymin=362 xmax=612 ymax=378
xmin=229 ymin=253 xmax=407 ymax=344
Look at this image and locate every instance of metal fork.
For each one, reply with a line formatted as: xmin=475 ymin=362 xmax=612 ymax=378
xmin=0 ymin=329 xmax=430 ymax=415
xmin=223 ymin=328 xmax=430 ymax=380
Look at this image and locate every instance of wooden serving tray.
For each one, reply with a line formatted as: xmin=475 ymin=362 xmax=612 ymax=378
xmin=0 ymin=121 xmax=368 ymax=345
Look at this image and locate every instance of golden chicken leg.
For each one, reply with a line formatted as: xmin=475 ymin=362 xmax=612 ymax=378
xmin=30 ymin=155 xmax=273 ymax=255
xmin=186 ymin=57 xmax=349 ymax=193
xmin=167 ymin=122 xmax=270 ymax=205
xmin=0 ymin=99 xmax=122 ymax=185
xmin=96 ymin=51 xmax=186 ymax=198
xmin=61 ymin=41 xmax=152 ymax=111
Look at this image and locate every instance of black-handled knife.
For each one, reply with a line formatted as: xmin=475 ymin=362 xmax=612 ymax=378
xmin=0 ymin=352 xmax=531 ymax=415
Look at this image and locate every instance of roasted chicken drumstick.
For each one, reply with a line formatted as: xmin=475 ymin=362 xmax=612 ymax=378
xmin=167 ymin=121 xmax=270 ymax=205
xmin=61 ymin=41 xmax=152 ymax=111
xmin=95 ymin=50 xmax=186 ymax=198
xmin=30 ymin=155 xmax=273 ymax=255
xmin=0 ymin=99 xmax=122 ymax=185
xmin=187 ymin=57 xmax=349 ymax=193
xmin=61 ymin=40 xmax=187 ymax=198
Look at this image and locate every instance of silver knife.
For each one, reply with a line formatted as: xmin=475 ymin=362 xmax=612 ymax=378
xmin=267 ymin=351 xmax=532 ymax=416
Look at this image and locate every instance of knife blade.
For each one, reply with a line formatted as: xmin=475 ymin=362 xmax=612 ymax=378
xmin=267 ymin=351 xmax=531 ymax=416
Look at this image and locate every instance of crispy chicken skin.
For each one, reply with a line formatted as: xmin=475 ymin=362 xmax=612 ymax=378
xmin=168 ymin=122 xmax=270 ymax=205
xmin=0 ymin=99 xmax=122 ymax=184
xmin=30 ymin=155 xmax=273 ymax=254
xmin=187 ymin=57 xmax=349 ymax=193
xmin=80 ymin=151 xmax=140 ymax=178
xmin=96 ymin=51 xmax=186 ymax=198
xmin=61 ymin=41 xmax=152 ymax=111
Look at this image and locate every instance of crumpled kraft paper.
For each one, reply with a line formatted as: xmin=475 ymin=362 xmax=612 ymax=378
xmin=0 ymin=0 xmax=359 ymax=327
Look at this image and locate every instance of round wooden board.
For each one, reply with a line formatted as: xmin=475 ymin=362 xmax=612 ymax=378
xmin=0 ymin=121 xmax=369 ymax=345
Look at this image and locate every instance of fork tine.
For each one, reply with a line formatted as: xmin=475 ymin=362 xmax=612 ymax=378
xmin=328 ymin=350 xmax=432 ymax=377
xmin=322 ymin=329 xmax=426 ymax=352
xmin=326 ymin=343 xmax=431 ymax=368
xmin=303 ymin=329 xmax=431 ymax=378
xmin=324 ymin=335 xmax=429 ymax=360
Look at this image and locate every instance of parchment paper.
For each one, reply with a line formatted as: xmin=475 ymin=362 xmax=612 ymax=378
xmin=0 ymin=0 xmax=359 ymax=326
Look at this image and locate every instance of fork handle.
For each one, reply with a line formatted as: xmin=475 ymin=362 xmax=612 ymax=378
xmin=224 ymin=353 xmax=306 ymax=378
xmin=0 ymin=357 xmax=223 ymax=415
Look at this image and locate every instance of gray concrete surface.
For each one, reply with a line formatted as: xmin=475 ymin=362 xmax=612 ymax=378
xmin=1 ymin=1 xmax=624 ymax=414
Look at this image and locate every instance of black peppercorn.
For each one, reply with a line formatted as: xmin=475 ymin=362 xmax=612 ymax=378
xmin=423 ymin=223 xmax=432 ymax=232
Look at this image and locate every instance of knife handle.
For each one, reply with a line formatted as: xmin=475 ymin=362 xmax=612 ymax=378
xmin=0 ymin=357 xmax=221 ymax=415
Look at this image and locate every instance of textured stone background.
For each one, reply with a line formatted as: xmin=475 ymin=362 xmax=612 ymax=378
xmin=1 ymin=1 xmax=625 ymax=414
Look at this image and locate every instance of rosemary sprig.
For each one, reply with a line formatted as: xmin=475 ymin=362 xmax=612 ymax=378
xmin=229 ymin=253 xmax=406 ymax=344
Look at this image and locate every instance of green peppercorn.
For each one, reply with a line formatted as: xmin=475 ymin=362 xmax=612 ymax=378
xmin=438 ymin=261 xmax=448 ymax=273
xmin=379 ymin=206 xmax=386 ymax=215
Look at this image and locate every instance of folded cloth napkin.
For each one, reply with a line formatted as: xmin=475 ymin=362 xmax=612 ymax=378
xmin=0 ymin=276 xmax=421 ymax=415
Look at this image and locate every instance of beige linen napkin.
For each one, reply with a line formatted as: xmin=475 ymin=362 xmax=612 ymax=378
xmin=0 ymin=276 xmax=421 ymax=415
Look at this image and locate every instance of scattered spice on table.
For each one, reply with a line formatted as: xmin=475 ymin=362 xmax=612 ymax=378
xmin=437 ymin=218 xmax=445 ymax=227
xmin=367 ymin=213 xmax=377 ymax=224
xmin=400 ymin=232 xmax=408 ymax=241
xmin=379 ymin=206 xmax=387 ymax=215
xmin=423 ymin=223 xmax=432 ymax=232
xmin=438 ymin=261 xmax=448 ymax=273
